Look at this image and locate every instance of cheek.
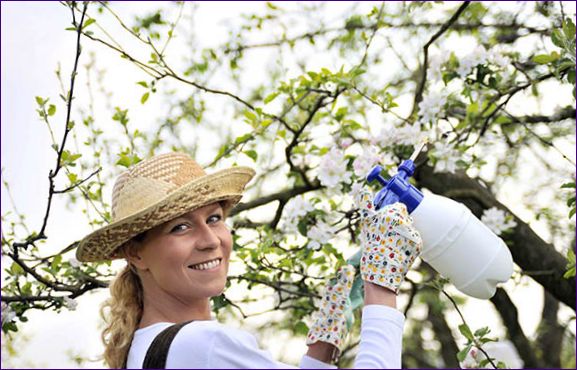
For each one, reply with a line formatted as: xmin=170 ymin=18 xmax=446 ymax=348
xmin=220 ymin=229 xmax=233 ymax=259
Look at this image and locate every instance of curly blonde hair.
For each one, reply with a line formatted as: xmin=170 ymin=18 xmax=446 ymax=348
xmin=100 ymin=263 xmax=143 ymax=368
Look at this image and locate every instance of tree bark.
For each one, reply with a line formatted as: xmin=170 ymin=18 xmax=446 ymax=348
xmin=414 ymin=165 xmax=576 ymax=310
xmin=536 ymin=290 xmax=564 ymax=368
xmin=427 ymin=302 xmax=461 ymax=368
xmin=490 ymin=288 xmax=543 ymax=367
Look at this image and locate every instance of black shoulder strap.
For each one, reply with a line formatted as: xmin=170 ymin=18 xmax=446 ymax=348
xmin=142 ymin=320 xmax=194 ymax=369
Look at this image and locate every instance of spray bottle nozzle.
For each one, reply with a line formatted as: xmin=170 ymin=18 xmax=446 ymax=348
xmin=366 ymin=140 xmax=428 ymax=213
xmin=367 ymin=165 xmax=388 ymax=186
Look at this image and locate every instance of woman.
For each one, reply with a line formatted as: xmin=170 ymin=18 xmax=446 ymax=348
xmin=76 ymin=152 xmax=422 ymax=368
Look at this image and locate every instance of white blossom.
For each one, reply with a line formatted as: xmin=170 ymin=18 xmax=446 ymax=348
xmin=339 ymin=137 xmax=353 ymax=148
xmin=317 ymin=147 xmax=350 ymax=188
xmin=487 ymin=46 xmax=510 ymax=69
xmin=306 ymin=221 xmax=335 ymax=251
xmin=352 ymin=146 xmax=381 ymax=177
xmin=283 ymin=195 xmax=315 ymax=232
xmin=285 ymin=195 xmax=314 ymax=220
xmin=429 ymin=53 xmax=449 ymax=82
xmin=68 ymin=257 xmax=81 ymax=268
xmin=457 ymin=46 xmax=488 ymax=78
xmin=481 ymin=207 xmax=517 ymax=236
xmin=350 ymin=181 xmax=364 ymax=203
xmin=1 ymin=302 xmax=16 ymax=325
xmin=63 ymin=297 xmax=78 ymax=311
xmin=418 ymin=91 xmax=448 ymax=125
xmin=432 ymin=141 xmax=460 ymax=174
xmin=376 ymin=124 xmax=426 ymax=147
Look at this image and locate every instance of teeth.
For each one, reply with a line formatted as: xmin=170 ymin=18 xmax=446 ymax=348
xmin=190 ymin=258 xmax=221 ymax=271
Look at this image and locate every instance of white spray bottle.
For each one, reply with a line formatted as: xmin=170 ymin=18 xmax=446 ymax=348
xmin=363 ymin=141 xmax=513 ymax=299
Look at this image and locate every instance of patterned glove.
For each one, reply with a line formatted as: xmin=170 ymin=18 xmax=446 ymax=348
xmin=306 ymin=265 xmax=355 ymax=354
xmin=355 ymin=186 xmax=422 ymax=294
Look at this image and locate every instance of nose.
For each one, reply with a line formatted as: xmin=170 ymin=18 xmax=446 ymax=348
xmin=194 ymin=223 xmax=220 ymax=251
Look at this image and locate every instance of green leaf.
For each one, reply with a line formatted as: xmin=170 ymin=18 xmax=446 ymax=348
xmin=551 ymin=29 xmax=564 ymax=48
xmin=260 ymin=119 xmax=273 ymax=128
xmin=494 ymin=116 xmax=511 ymax=125
xmin=116 ymin=154 xmax=132 ymax=168
xmin=459 ymin=323 xmax=474 ymax=341
xmin=457 ymin=344 xmax=473 ymax=362
xmin=474 ymin=326 xmax=490 ymax=337
xmin=244 ymin=150 xmax=258 ymax=162
xmin=294 ymin=321 xmax=309 ymax=336
xmin=47 ymin=104 xmax=56 ymax=116
xmin=82 ymin=18 xmax=96 ymax=29
xmin=562 ymin=18 xmax=576 ymax=40
xmin=35 ymin=96 xmax=45 ymax=106
xmin=60 ymin=150 xmax=82 ymax=167
xmin=67 ymin=173 xmax=78 ymax=183
xmin=466 ymin=101 xmax=479 ymax=115
xmin=140 ymin=92 xmax=150 ymax=104
xmin=455 ymin=119 xmax=469 ymax=130
xmin=532 ymin=53 xmax=558 ymax=64
xmin=10 ymin=262 xmax=24 ymax=276
xmin=112 ymin=107 xmax=129 ymax=126
xmin=263 ymin=91 xmax=280 ymax=104
xmin=561 ymin=182 xmax=576 ymax=189
xmin=137 ymin=81 xmax=148 ymax=88
xmin=335 ymin=106 xmax=348 ymax=122
xmin=244 ymin=111 xmax=257 ymax=122
xmin=235 ymin=133 xmax=252 ymax=145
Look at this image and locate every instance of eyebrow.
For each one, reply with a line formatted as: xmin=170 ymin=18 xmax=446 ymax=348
xmin=176 ymin=204 xmax=223 ymax=221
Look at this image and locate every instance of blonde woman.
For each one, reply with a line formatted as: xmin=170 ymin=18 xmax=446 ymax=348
xmin=76 ymin=152 xmax=422 ymax=368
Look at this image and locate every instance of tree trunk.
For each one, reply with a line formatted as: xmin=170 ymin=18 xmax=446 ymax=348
xmin=427 ymin=302 xmax=461 ymax=368
xmin=536 ymin=290 xmax=564 ymax=368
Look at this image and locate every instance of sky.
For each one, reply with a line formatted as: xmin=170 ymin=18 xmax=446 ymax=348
xmin=1 ymin=1 xmax=576 ymax=368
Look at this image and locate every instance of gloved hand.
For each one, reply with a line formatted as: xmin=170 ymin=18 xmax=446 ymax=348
xmin=306 ymin=265 xmax=355 ymax=354
xmin=355 ymin=186 xmax=422 ymax=294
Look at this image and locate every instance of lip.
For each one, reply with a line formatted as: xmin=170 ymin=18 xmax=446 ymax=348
xmin=187 ymin=257 xmax=223 ymax=272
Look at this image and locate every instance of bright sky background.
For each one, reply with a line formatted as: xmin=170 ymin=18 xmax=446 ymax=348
xmin=1 ymin=1 xmax=575 ymax=368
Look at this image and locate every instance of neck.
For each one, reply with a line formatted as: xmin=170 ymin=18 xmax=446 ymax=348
xmin=138 ymin=282 xmax=212 ymax=329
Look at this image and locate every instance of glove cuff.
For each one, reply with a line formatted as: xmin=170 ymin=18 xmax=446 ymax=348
xmin=306 ymin=311 xmax=348 ymax=351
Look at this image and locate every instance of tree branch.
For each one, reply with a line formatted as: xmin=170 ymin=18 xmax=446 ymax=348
xmin=411 ymin=1 xmax=471 ymax=118
xmin=230 ymin=183 xmax=322 ymax=216
xmin=490 ymin=288 xmax=543 ymax=367
xmin=536 ymin=290 xmax=565 ymax=368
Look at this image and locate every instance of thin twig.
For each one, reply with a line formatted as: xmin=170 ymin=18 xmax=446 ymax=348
xmin=53 ymin=168 xmax=101 ymax=194
xmin=411 ymin=1 xmax=471 ymax=119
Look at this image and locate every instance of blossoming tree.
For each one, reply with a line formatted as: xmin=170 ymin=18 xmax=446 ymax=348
xmin=2 ymin=1 xmax=575 ymax=368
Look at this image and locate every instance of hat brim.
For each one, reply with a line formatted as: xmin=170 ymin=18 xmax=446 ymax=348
xmin=76 ymin=167 xmax=255 ymax=262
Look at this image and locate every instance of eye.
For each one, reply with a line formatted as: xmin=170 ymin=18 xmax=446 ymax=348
xmin=170 ymin=223 xmax=190 ymax=233
xmin=207 ymin=214 xmax=222 ymax=224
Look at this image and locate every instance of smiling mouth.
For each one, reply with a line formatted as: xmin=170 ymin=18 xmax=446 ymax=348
xmin=188 ymin=258 xmax=222 ymax=271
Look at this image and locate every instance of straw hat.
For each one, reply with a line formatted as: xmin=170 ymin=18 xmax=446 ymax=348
xmin=76 ymin=153 xmax=255 ymax=262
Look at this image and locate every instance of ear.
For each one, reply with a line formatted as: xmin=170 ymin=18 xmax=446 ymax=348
xmin=123 ymin=240 xmax=149 ymax=271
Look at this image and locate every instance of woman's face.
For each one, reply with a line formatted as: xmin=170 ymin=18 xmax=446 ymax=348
xmin=130 ymin=203 xmax=232 ymax=302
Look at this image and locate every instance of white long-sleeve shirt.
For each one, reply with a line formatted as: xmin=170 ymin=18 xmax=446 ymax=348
xmin=126 ymin=305 xmax=404 ymax=369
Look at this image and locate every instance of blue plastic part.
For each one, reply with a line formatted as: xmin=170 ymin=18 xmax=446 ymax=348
xmin=366 ymin=159 xmax=424 ymax=213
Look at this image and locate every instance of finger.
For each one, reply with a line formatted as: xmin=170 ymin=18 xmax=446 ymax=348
xmin=336 ymin=265 xmax=355 ymax=284
xmin=353 ymin=184 xmax=376 ymax=215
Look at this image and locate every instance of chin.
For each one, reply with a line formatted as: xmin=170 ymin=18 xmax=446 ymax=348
xmin=204 ymin=279 xmax=227 ymax=298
